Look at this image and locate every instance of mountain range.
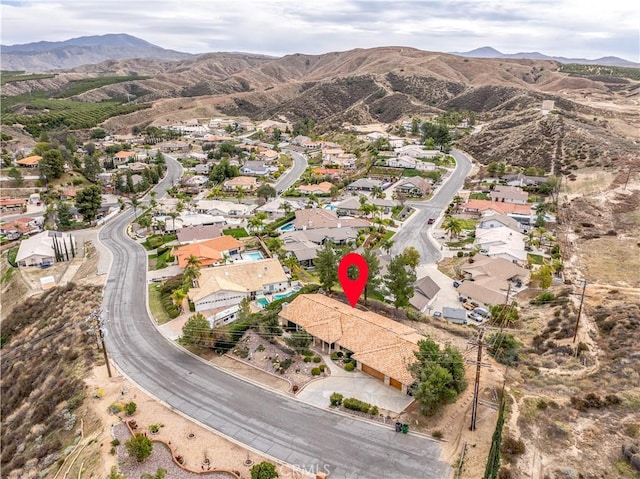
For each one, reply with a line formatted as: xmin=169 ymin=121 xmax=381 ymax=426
xmin=1 ymin=34 xmax=638 ymax=72
xmin=0 ymin=33 xmax=191 ymax=72
xmin=454 ymin=46 xmax=639 ymax=68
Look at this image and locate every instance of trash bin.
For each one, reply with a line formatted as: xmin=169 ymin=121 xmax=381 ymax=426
xmin=395 ymin=422 xmax=402 ymax=433
xmin=402 ymin=423 xmax=409 ymax=434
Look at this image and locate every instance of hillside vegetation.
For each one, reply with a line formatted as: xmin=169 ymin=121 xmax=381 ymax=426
xmin=1 ymin=284 xmax=102 ymax=478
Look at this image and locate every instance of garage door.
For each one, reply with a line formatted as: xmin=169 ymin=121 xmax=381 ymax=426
xmin=361 ymin=364 xmax=385 ymax=381
xmin=389 ymin=377 xmax=402 ymax=390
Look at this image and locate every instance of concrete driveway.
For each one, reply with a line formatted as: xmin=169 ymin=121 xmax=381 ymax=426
xmin=296 ymin=354 xmax=414 ymax=414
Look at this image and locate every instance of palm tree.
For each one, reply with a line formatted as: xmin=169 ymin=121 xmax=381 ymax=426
xmin=176 ymin=201 xmax=185 ymax=213
xmin=130 ymin=197 xmax=140 ymax=220
xmin=167 ymin=211 xmax=178 ymax=232
xmin=380 ymin=238 xmax=394 ymax=254
xmin=248 ymin=212 xmax=268 ymax=234
xmin=172 ymin=289 xmax=186 ymax=313
xmin=236 ymin=186 xmax=245 ymax=203
xmin=183 ymin=254 xmax=202 ymax=289
xmin=452 ymin=195 xmax=464 ymax=213
xmin=443 ymin=215 xmax=463 ymax=239
xmin=371 ymin=186 xmax=384 ymax=199
xmin=329 ymin=185 xmax=341 ymax=201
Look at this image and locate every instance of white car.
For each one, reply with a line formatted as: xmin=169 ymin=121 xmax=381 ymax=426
xmin=468 ymin=311 xmax=483 ymax=322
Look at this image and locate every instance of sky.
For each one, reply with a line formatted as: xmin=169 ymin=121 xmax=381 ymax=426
xmin=1 ymin=0 xmax=639 ymax=61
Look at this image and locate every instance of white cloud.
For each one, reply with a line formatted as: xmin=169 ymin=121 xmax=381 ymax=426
xmin=0 ymin=0 xmax=637 ymax=60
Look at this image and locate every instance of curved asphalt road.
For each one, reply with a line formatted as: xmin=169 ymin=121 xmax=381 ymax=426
xmin=390 ymin=149 xmax=473 ymax=262
xmin=99 ymin=157 xmax=451 ymax=478
xmin=276 ymin=149 xmax=308 ymax=194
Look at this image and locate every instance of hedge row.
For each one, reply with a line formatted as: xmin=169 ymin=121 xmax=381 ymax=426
xmin=343 ymin=397 xmax=379 ymax=416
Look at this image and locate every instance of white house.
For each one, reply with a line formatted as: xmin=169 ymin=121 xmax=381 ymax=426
xmin=477 ymin=213 xmax=522 ymax=232
xmin=189 ymin=259 xmax=289 ymax=323
xmin=16 ymin=230 xmax=76 ymax=268
xmin=490 ymin=185 xmax=529 ymax=205
xmin=195 ymin=199 xmax=256 ymax=217
xmin=394 ymin=145 xmax=440 ymax=159
xmin=475 ymin=227 xmax=527 ymax=264
xmin=241 ymin=161 xmax=269 ymax=176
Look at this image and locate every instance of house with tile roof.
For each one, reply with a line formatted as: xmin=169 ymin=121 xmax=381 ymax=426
xmin=223 ymin=176 xmax=258 ymax=192
xmin=463 ymin=199 xmax=532 ymax=224
xmin=189 ymin=258 xmax=289 ymax=318
xmin=490 ymin=185 xmax=529 ymax=205
xmin=16 ymin=155 xmax=42 ymax=167
xmin=172 ymin=235 xmax=244 ymax=268
xmin=297 ymin=181 xmax=334 ymax=195
xmin=293 ymin=208 xmax=370 ymax=230
xmin=280 ymin=294 xmax=424 ymax=392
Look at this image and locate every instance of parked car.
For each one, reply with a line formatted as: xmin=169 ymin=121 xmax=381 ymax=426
xmin=468 ymin=311 xmax=483 ymax=322
xmin=427 ymin=218 xmax=435 ymax=224
xmin=433 ymin=311 xmax=442 ymax=318
xmin=453 ymin=280 xmax=462 ymax=288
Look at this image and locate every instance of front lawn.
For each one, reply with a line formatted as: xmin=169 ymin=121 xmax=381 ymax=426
xmin=148 ymin=283 xmax=171 ymax=324
xmin=223 ymin=227 xmax=249 ymax=238
xmin=457 ymin=218 xmax=478 ymax=230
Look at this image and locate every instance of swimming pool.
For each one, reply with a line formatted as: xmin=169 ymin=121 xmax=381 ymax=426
xmin=324 ymin=204 xmax=336 ymax=211
xmin=273 ymin=290 xmax=295 ymax=301
xmin=279 ymin=222 xmax=295 ymax=232
xmin=243 ymin=251 xmax=264 ymax=260
xmin=256 ymin=297 xmax=269 ymax=307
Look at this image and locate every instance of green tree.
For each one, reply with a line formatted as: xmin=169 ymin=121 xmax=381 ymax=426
xmin=183 ymin=255 xmax=202 ymax=289
xmin=248 ymin=212 xmax=268 ymax=233
xmin=251 ymin=461 xmax=278 ymax=479
xmin=130 ymin=196 xmax=140 ymax=220
xmin=75 ymin=185 xmax=102 ymax=222
xmin=408 ymin=338 xmax=467 ymax=416
xmin=530 ymin=264 xmax=553 ymax=289
xmin=371 ymin=185 xmax=384 ymax=199
xmin=181 ymin=312 xmax=212 ymax=347
xmin=489 ymin=304 xmax=520 ymax=326
xmin=442 ymin=215 xmax=463 ymax=239
xmin=284 ymin=328 xmax=312 ymax=351
xmin=361 ymin=248 xmax=381 ymax=305
xmin=209 ymin=158 xmax=239 ymax=183
xmin=90 ymin=128 xmax=107 ymax=139
xmin=256 ymin=184 xmax=277 ymax=201
xmin=83 ymin=155 xmax=101 ymax=183
xmin=401 ymin=246 xmax=421 ymax=268
xmin=56 ymin=201 xmax=73 ymax=230
xmin=125 ymin=433 xmax=153 ymax=462
xmin=384 ymin=254 xmax=416 ymax=310
xmin=487 ymin=332 xmax=521 ymax=366
xmin=137 ymin=215 xmax=152 ymax=230
xmin=39 ymin=149 xmax=65 ymax=180
xmin=329 ymin=184 xmax=341 ymax=200
xmin=487 ymin=161 xmax=506 ymax=178
xmin=315 ymin=241 xmax=338 ymax=292
xmin=7 ymin=167 xmax=23 ymax=187
xmin=265 ymin=237 xmax=284 ymax=256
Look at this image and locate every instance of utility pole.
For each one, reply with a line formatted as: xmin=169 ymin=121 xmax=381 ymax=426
xmin=624 ymin=169 xmax=632 ymax=190
xmin=470 ymin=329 xmax=484 ymax=431
xmin=88 ymin=308 xmax=112 ymax=378
xmin=572 ymin=280 xmax=587 ymax=344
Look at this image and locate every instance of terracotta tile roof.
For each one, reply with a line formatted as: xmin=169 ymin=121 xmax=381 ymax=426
xmin=223 ymin=176 xmax=258 ymax=188
xmin=173 ymin=235 xmax=244 ymax=268
xmin=294 ymin=208 xmax=370 ymax=230
xmin=16 ymin=155 xmax=42 ymax=166
xmin=463 ymin=199 xmax=531 ymax=216
xmin=280 ymin=294 xmax=423 ymax=385
xmin=297 ymin=182 xmax=334 ymax=194
xmin=114 ymin=150 xmax=137 ymax=159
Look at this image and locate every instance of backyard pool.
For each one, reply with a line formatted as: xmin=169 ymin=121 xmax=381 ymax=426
xmin=243 ymin=251 xmax=264 ymax=261
xmin=273 ymin=290 xmax=295 ymax=301
xmin=279 ymin=222 xmax=295 ymax=232
xmin=256 ymin=296 xmax=269 ymax=307
xmin=324 ymin=204 xmax=336 ymax=211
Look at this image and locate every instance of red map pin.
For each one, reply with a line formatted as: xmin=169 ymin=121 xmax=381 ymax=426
xmin=338 ymin=253 xmax=369 ymax=308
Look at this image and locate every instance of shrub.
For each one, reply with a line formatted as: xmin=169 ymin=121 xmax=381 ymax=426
xmin=108 ymin=402 xmax=124 ymax=414
xmin=313 ymin=356 xmax=321 ymax=363
xmin=251 ymin=461 xmax=279 ymax=479
xmin=457 ymin=251 xmax=464 ymax=257
xmin=125 ymin=433 xmax=153 ymax=462
xmin=256 ymin=344 xmax=265 ymax=352
xmin=111 ymin=439 xmax=120 ymax=447
xmin=330 ymin=392 xmax=344 ymax=406
xmin=149 ymin=424 xmax=160 ymax=433
xmin=432 ymin=430 xmax=443 ymax=439
xmin=330 ymin=352 xmax=339 ymax=360
xmin=501 ymin=435 xmax=526 ymax=459
xmin=530 ymin=291 xmax=555 ymax=305
xmin=124 ymin=401 xmax=137 ymax=416
xmin=344 ymin=362 xmax=355 ymax=372
xmin=311 ymin=367 xmax=321 ymax=376
xmin=319 ymin=365 xmax=326 ymax=372
xmin=303 ymin=356 xmax=312 ymax=363
xmin=343 ymin=397 xmax=378 ymax=415
xmin=280 ymin=357 xmax=292 ymax=371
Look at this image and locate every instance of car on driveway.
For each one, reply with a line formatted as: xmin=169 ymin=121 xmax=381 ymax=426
xmin=468 ymin=311 xmax=483 ymax=322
